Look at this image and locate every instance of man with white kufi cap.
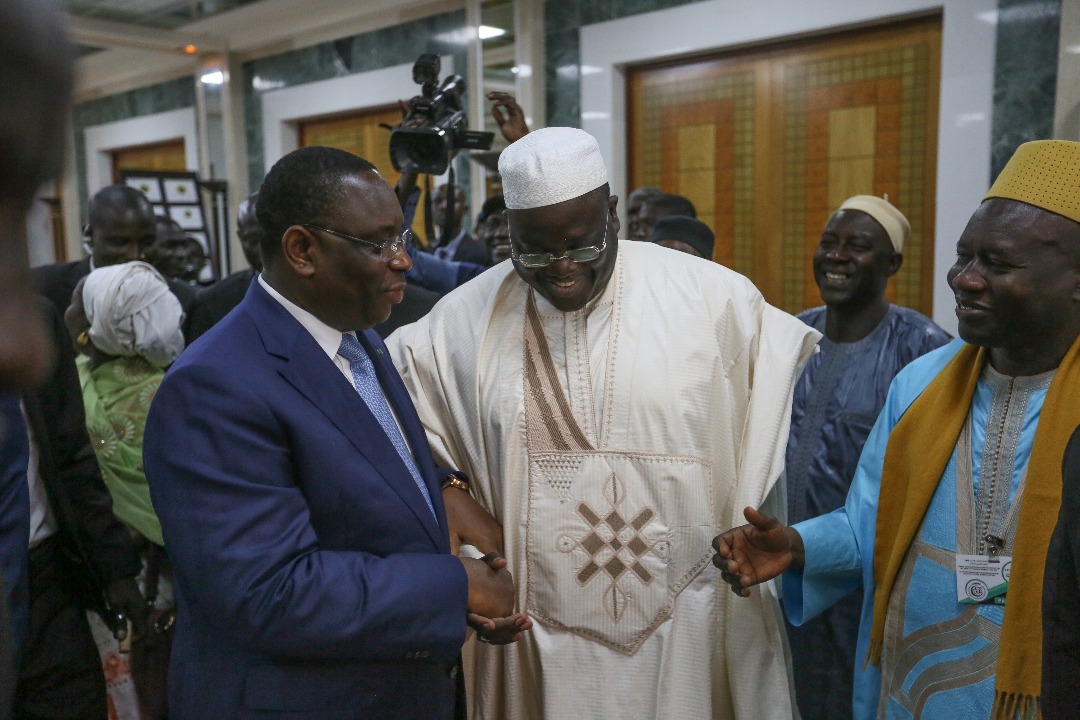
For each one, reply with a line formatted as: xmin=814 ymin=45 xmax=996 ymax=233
xmin=388 ymin=127 xmax=819 ymax=718
xmin=784 ymin=194 xmax=950 ymax=720
xmin=714 ymin=139 xmax=1080 ymax=720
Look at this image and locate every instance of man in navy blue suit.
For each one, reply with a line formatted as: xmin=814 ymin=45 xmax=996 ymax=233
xmin=143 ymin=146 xmax=521 ymax=719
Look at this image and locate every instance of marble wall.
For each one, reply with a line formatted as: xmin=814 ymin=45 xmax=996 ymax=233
xmin=242 ymin=10 xmax=469 ymax=191
xmin=543 ymin=0 xmax=699 ymax=128
xmin=71 ymin=77 xmax=196 ymax=223
xmin=991 ymin=0 xmax=1061 ymax=178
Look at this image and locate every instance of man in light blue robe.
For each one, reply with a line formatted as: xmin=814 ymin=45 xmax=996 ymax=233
xmin=786 ymin=195 xmax=950 ymax=719
xmin=786 ymin=336 xmax=1048 ymax=717
xmin=713 ymin=140 xmax=1080 ymax=720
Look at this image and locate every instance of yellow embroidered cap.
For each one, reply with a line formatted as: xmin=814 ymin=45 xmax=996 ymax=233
xmin=984 ymin=140 xmax=1080 ymax=224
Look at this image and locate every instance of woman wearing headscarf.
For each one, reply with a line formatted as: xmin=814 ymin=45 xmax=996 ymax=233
xmin=65 ymin=260 xmax=184 ymax=720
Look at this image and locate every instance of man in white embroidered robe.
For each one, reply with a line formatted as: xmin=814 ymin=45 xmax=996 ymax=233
xmin=387 ymin=128 xmax=819 ymax=719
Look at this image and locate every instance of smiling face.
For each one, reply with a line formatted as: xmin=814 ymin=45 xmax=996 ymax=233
xmin=305 ymin=172 xmax=412 ymax=331
xmin=813 ymin=209 xmax=900 ymax=309
xmin=508 ymin=187 xmax=618 ymax=312
xmin=947 ymin=198 xmax=1080 ymax=373
xmin=484 ymin=211 xmax=511 ymax=264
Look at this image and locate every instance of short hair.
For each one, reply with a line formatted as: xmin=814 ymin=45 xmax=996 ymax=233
xmin=645 ymin=193 xmax=697 ymax=219
xmin=477 ymin=194 xmax=506 ymax=226
xmin=256 ymin=146 xmax=378 ymax=260
xmin=87 ymin=185 xmax=154 ymax=227
xmin=238 ymin=192 xmax=259 ymax=223
xmin=628 ymin=186 xmax=663 ymax=204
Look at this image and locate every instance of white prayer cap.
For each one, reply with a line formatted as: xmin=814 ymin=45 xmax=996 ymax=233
xmin=499 ymin=127 xmax=608 ymax=210
xmin=83 ymin=261 xmax=185 ymax=368
xmin=836 ymin=195 xmax=910 ymax=253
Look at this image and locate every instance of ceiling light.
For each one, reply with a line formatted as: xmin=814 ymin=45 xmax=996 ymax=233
xmin=200 ymin=70 xmax=224 ymax=85
xmin=183 ymin=44 xmax=198 ymax=54
xmin=478 ymin=25 xmax=506 ymax=40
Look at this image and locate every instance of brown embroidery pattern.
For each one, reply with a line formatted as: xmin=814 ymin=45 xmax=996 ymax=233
xmin=523 ymin=292 xmax=594 ymax=453
xmin=555 ymin=472 xmax=671 ymax=623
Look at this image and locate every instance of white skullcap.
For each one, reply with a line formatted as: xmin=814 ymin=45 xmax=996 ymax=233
xmin=499 ymin=127 xmax=608 ymax=210
xmin=83 ymin=261 xmax=185 ymax=368
xmin=836 ymin=195 xmax=910 ymax=253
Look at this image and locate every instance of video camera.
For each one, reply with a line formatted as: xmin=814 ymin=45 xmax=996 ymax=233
xmin=389 ymin=53 xmax=494 ymax=175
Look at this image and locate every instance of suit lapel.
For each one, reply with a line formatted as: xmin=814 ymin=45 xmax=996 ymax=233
xmin=247 ymin=284 xmax=446 ymax=550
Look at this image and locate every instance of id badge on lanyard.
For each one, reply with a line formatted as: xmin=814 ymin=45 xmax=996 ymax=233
xmin=956 ymin=535 xmax=1010 ymax=605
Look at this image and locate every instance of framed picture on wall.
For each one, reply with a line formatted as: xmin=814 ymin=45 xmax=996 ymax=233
xmin=122 ymin=169 xmax=219 ymax=283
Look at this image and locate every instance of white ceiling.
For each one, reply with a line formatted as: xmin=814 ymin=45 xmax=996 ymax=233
xmin=68 ymin=0 xmax=464 ymax=100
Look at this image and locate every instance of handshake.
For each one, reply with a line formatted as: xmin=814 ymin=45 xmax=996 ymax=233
xmin=445 ymin=485 xmax=533 ymax=645
xmin=460 ymin=549 xmax=532 ymax=645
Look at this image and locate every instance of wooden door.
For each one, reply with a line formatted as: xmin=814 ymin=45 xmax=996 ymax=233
xmin=628 ymin=16 xmax=941 ymax=315
xmin=111 ymin=138 xmax=187 ymax=184
xmin=299 ymin=106 xmax=429 ymax=239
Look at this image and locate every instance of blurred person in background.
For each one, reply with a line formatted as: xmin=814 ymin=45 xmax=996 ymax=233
xmin=65 ymin=261 xmax=184 ymax=720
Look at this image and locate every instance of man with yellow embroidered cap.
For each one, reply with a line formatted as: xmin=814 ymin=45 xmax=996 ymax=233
xmin=784 ymin=194 xmax=950 ymax=720
xmin=387 ymin=127 xmax=820 ymax=719
xmin=713 ymin=138 xmax=1080 ymax=720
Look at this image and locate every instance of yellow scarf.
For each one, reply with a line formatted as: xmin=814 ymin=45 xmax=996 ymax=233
xmin=868 ymin=335 xmax=1080 ymax=720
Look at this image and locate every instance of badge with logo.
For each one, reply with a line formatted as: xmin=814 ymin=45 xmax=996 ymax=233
xmin=956 ymin=553 xmax=1010 ymax=605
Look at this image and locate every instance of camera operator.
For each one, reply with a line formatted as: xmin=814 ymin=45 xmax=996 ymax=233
xmin=392 ymin=92 xmax=533 ymax=287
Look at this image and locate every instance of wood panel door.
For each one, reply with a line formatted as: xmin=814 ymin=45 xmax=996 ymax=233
xmin=111 ymin=138 xmax=187 ymax=184
xmin=628 ymin=16 xmax=941 ymax=315
xmin=299 ymin=106 xmax=430 ymax=238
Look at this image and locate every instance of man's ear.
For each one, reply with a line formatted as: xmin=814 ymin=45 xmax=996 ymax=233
xmin=281 ymin=226 xmax=316 ymax=278
xmin=608 ymin=194 xmax=620 ymax=236
xmin=887 ymin=252 xmax=904 ymax=278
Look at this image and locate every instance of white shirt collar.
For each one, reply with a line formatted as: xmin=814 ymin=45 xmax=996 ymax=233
xmin=258 ymin=274 xmax=347 ymax=361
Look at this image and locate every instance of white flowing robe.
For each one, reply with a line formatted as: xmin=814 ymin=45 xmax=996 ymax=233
xmin=388 ymin=241 xmax=820 ymax=719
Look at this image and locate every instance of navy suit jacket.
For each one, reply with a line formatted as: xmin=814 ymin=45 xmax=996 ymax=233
xmin=143 ymin=280 xmax=468 ymax=720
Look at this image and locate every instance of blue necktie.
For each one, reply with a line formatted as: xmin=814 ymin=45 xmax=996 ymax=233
xmin=337 ymin=334 xmax=435 ymax=519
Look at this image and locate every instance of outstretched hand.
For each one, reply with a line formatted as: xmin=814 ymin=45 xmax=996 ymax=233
xmin=711 ymin=506 xmax=803 ymax=597
xmin=487 ymin=91 xmax=530 ymax=143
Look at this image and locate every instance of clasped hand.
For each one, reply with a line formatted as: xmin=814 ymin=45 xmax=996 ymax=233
xmin=445 ymin=487 xmax=532 ymax=644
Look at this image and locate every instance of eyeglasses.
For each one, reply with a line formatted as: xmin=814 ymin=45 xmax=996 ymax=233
xmin=302 ymin=223 xmax=410 ymax=259
xmin=509 ymin=211 xmax=611 ymax=269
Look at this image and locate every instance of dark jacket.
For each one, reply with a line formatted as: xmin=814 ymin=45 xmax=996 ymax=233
xmin=1042 ymin=424 xmax=1080 ymax=719
xmin=186 ymin=268 xmax=256 ymax=344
